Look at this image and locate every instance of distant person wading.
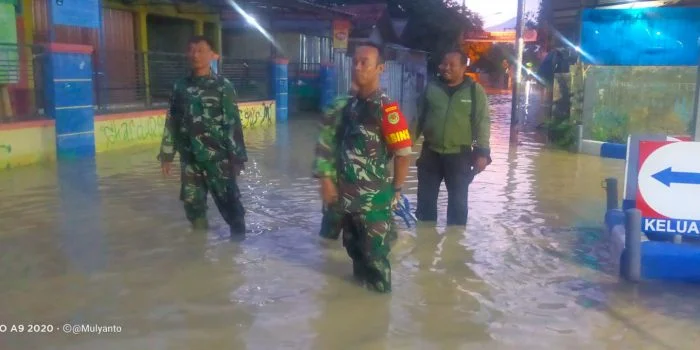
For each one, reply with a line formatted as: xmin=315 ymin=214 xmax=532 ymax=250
xmin=158 ymin=36 xmax=248 ymax=237
xmin=413 ymin=50 xmax=492 ymax=226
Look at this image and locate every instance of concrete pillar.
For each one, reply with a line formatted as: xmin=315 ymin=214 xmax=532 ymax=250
xmin=43 ymin=44 xmax=96 ymax=159
xmin=272 ymin=58 xmax=289 ymax=123
xmin=319 ymin=63 xmax=337 ymax=111
xmin=136 ymin=6 xmax=151 ymax=106
xmin=214 ymin=22 xmax=223 ymax=54
xmin=195 ymin=19 xmax=204 ymax=35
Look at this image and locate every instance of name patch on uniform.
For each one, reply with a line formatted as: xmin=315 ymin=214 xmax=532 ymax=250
xmin=387 ymin=129 xmax=410 ymax=144
xmin=381 ymin=102 xmax=413 ymax=151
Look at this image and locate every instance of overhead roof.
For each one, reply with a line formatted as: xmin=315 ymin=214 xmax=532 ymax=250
xmin=168 ymin=0 xmax=356 ymax=19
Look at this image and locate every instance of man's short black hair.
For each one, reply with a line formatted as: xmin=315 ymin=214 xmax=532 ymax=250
xmin=356 ymin=41 xmax=385 ymax=64
xmin=188 ymin=35 xmax=215 ymax=51
xmin=443 ymin=49 xmax=468 ymax=65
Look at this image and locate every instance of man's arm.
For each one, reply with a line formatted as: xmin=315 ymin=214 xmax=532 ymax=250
xmin=392 ymin=151 xmax=411 ymax=192
xmin=380 ymin=102 xmax=413 ymax=191
xmin=221 ymin=79 xmax=248 ymax=166
xmin=312 ymin=97 xmax=346 ymax=180
xmin=157 ymin=83 xmax=180 ymax=163
xmin=472 ymin=84 xmax=491 ymax=160
xmin=411 ymin=90 xmax=428 ymax=140
xmin=313 ymin=98 xmax=346 ymax=204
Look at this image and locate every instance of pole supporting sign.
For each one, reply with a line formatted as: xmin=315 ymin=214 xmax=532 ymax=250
xmin=637 ymin=141 xmax=700 ymax=237
xmin=50 ymin=0 xmax=100 ymax=29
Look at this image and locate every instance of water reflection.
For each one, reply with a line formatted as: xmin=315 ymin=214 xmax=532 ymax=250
xmin=411 ymin=225 xmax=491 ymax=349
xmin=311 ymin=287 xmax=391 ymax=350
xmin=57 ymin=158 xmax=106 ymax=275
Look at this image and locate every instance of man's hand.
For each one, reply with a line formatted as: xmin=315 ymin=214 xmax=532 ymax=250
xmin=474 ymin=156 xmax=489 ymax=174
xmin=320 ymin=178 xmax=339 ymax=204
xmin=392 ymin=190 xmax=401 ymax=209
xmin=233 ymin=162 xmax=245 ymax=177
xmin=161 ymin=161 xmax=172 ymax=176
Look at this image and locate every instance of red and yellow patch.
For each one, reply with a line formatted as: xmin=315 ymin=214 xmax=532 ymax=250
xmin=381 ymin=102 xmax=412 ymax=151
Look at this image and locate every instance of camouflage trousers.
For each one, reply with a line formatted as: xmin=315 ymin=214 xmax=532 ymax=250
xmin=320 ymin=203 xmax=398 ymax=244
xmin=341 ymin=211 xmax=395 ymax=293
xmin=180 ymin=159 xmax=245 ymax=231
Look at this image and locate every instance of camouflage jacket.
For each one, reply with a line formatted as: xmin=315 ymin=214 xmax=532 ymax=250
xmin=313 ymin=90 xmax=411 ymax=215
xmin=157 ymin=72 xmax=247 ymax=165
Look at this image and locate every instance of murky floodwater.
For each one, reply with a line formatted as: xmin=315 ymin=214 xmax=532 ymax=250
xmin=1 ymin=94 xmax=699 ymax=350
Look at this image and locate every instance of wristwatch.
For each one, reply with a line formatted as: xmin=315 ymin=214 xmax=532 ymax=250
xmin=393 ymin=186 xmax=402 ymax=193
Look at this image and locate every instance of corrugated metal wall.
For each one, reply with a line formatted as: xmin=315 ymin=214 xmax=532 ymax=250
xmin=337 ymin=57 xmax=421 ymax=124
xmin=147 ymin=15 xmax=193 ymax=53
xmin=99 ymin=8 xmax=138 ymax=106
xmin=334 ymin=50 xmax=351 ymax=94
xmin=32 ymin=0 xmax=98 ymax=46
xmin=300 ymin=34 xmax=331 ymax=64
xmin=32 ymin=2 xmax=139 ymax=108
xmin=381 ymin=61 xmax=403 ymax=103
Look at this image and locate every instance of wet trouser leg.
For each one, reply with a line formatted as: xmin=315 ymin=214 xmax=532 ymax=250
xmin=319 ymin=202 xmax=343 ymax=240
xmin=181 ymin=162 xmax=209 ymax=229
xmin=443 ymin=150 xmax=474 ymax=226
xmin=416 ymin=147 xmax=443 ymax=222
xmin=181 ymin=160 xmax=246 ymax=233
xmin=342 ymin=212 xmax=392 ymax=293
xmin=203 ymin=160 xmax=246 ymax=234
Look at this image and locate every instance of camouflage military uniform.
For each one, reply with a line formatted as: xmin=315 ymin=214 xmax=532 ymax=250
xmin=318 ymin=95 xmax=400 ymax=242
xmin=158 ymin=72 xmax=247 ymax=233
xmin=313 ymin=90 xmax=410 ymax=293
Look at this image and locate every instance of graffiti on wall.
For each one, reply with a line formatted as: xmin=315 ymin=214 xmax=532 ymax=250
xmin=0 ymin=143 xmax=11 ymax=169
xmin=239 ymin=101 xmax=275 ymax=128
xmin=91 ymin=100 xmax=274 ymax=152
xmin=99 ymin=115 xmax=166 ymax=148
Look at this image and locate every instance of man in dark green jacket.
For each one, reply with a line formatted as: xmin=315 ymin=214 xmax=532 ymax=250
xmin=413 ymin=50 xmax=491 ymax=226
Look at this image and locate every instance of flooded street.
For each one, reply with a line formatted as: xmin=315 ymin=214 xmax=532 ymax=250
xmin=1 ymin=94 xmax=699 ymax=350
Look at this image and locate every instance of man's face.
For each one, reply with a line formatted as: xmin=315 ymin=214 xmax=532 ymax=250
xmin=439 ymin=53 xmax=467 ymax=83
xmin=352 ymin=45 xmax=384 ymax=88
xmin=187 ymin=41 xmax=214 ymax=71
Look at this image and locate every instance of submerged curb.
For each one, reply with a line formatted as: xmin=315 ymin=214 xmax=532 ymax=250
xmin=580 ymin=140 xmax=626 ymax=160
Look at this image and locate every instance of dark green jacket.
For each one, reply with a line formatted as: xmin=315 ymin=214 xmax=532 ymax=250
xmin=413 ymin=78 xmax=490 ymax=157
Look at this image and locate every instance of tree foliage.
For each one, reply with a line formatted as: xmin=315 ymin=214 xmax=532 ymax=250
xmin=536 ymin=0 xmax=552 ymax=48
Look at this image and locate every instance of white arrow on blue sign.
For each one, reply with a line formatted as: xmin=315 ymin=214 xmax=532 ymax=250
xmin=637 ymin=141 xmax=700 ymax=236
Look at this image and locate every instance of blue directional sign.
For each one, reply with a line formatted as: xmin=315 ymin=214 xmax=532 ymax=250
xmin=50 ymin=0 xmax=100 ymax=29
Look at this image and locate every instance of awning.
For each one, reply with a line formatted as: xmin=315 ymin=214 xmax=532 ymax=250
xmin=216 ymin=0 xmax=356 ymax=20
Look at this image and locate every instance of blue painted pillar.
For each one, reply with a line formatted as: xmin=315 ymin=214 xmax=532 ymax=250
xmin=271 ymin=58 xmax=289 ymax=123
xmin=319 ymin=63 xmax=337 ymax=111
xmin=44 ymin=44 xmax=96 ymax=160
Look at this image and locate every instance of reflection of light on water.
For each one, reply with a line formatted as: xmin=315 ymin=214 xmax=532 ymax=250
xmin=525 ymin=80 xmax=532 ymax=106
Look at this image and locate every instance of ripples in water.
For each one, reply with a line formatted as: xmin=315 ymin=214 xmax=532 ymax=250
xmin=0 ymin=94 xmax=698 ymax=350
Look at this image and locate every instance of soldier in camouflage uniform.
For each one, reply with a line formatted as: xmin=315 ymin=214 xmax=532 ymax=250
xmin=318 ymin=83 xmax=401 ymax=243
xmin=313 ymin=43 xmax=412 ymax=293
xmin=158 ymin=36 xmax=247 ymax=236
